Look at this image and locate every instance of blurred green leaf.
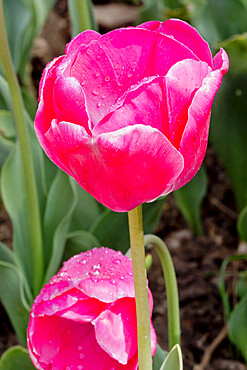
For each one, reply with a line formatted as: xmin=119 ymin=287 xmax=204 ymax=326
xmin=68 ymin=0 xmax=97 ymax=37
xmin=174 ymin=165 xmax=208 ymax=235
xmin=184 ymin=0 xmax=247 ymax=48
xmin=69 ymin=180 xmax=104 ymax=232
xmin=0 ymin=346 xmax=35 ymax=370
xmin=229 ymin=293 xmax=247 ymax=362
xmin=238 ymin=204 xmax=247 ymax=242
xmin=236 ymin=271 xmax=247 ymax=300
xmin=1 ymin=138 xmax=46 ymax=289
xmin=0 ymin=262 xmax=31 ymax=346
xmin=160 ymin=344 xmax=183 ymax=370
xmin=153 ymin=343 xmax=168 ymax=370
xmin=0 ymin=241 xmax=14 ymax=264
xmin=210 ymin=34 xmax=247 ymax=211
xmin=43 ymin=172 xmax=77 ymax=283
xmin=90 ymin=199 xmax=165 ymax=253
xmin=0 ymin=110 xmax=15 ymax=166
xmin=138 ymin=0 xmax=164 ymax=23
xmin=63 ymin=230 xmax=100 ymax=262
xmin=2 ymin=0 xmax=56 ymax=80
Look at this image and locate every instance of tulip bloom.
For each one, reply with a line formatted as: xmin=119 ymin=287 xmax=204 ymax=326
xmin=35 ymin=19 xmax=228 ymax=212
xmin=27 ymin=248 xmax=156 ymax=369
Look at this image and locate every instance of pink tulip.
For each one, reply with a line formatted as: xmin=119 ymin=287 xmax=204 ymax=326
xmin=27 ymin=247 xmax=157 ymax=369
xmin=35 ymin=19 xmax=228 ymax=212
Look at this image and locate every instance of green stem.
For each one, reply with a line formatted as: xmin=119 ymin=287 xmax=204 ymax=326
xmin=0 ymin=0 xmax=43 ymax=295
xmin=128 ymin=205 xmax=152 ymax=370
xmin=144 ymin=234 xmax=181 ymax=349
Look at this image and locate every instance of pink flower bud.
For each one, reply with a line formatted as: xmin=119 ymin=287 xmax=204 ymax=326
xmin=27 ymin=248 xmax=157 ymax=369
xmin=35 ymin=20 xmax=228 ymax=212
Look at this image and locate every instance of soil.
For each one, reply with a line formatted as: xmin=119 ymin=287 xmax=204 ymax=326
xmin=1 ymin=0 xmax=247 ymax=369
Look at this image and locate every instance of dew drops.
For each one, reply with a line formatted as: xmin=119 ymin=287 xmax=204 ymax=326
xmin=113 ymin=258 xmax=121 ymax=265
xmin=127 ymin=70 xmax=133 ymax=78
xmin=77 ymin=346 xmax=82 ymax=351
xmin=97 ymin=101 xmax=102 ymax=108
xmin=91 ymin=270 xmax=100 ymax=276
xmin=120 ymin=276 xmax=125 ymax=280
xmin=79 ymin=353 xmax=85 ymax=360
xmin=77 ymin=366 xmax=84 ymax=370
xmin=101 ymin=94 xmax=106 ymax=99
xmin=95 ymin=71 xmax=100 ymax=78
xmin=91 ymin=277 xmax=98 ymax=283
xmin=110 ymin=279 xmax=116 ymax=285
xmin=93 ymin=264 xmax=101 ymax=269
xmin=81 ymin=81 xmax=86 ymax=86
xmin=92 ymin=90 xmax=99 ymax=96
xmin=81 ymin=259 xmax=86 ymax=264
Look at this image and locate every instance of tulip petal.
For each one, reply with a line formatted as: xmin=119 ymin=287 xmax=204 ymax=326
xmin=66 ymin=28 xmax=199 ymax=125
xmin=94 ymin=298 xmax=137 ymax=364
xmin=65 ymin=29 xmax=101 ymax=55
xmin=138 ymin=19 xmax=212 ymax=66
xmin=60 ymin=125 xmax=184 ymax=211
xmin=165 ymin=59 xmax=211 ymax=149
xmin=36 ymin=56 xmax=68 ymax=134
xmin=173 ymin=68 xmax=223 ymax=191
xmin=52 ymin=247 xmax=136 ymax=302
xmin=53 ymin=75 xmax=91 ymax=133
xmin=94 ymin=75 xmax=169 ymax=136
xmin=213 ymin=47 xmax=229 ymax=75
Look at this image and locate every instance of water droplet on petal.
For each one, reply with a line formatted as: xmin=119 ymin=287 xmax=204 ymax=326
xmin=127 ymin=70 xmax=133 ymax=78
xmin=101 ymin=94 xmax=106 ymax=99
xmin=113 ymin=259 xmax=121 ymax=265
xmin=120 ymin=276 xmax=125 ymax=280
xmin=91 ymin=270 xmax=100 ymax=276
xmin=92 ymin=90 xmax=99 ymax=96
xmin=81 ymin=259 xmax=86 ymax=264
xmin=110 ymin=279 xmax=116 ymax=285
xmin=77 ymin=346 xmax=82 ymax=351
xmin=79 ymin=353 xmax=85 ymax=360
xmin=77 ymin=366 xmax=84 ymax=370
xmin=95 ymin=71 xmax=100 ymax=78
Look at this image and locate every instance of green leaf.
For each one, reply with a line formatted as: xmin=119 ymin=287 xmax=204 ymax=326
xmin=236 ymin=271 xmax=247 ymax=300
xmin=69 ymin=180 xmax=104 ymax=232
xmin=153 ymin=343 xmax=168 ymax=370
xmin=43 ymin=172 xmax=77 ymax=282
xmin=174 ymin=165 xmax=208 ymax=235
xmin=184 ymin=0 xmax=247 ymax=47
xmin=229 ymin=293 xmax=247 ymax=362
xmin=2 ymin=0 xmax=56 ymax=80
xmin=0 ymin=262 xmax=31 ymax=346
xmin=1 ymin=127 xmax=47 ymax=289
xmin=68 ymin=0 xmax=97 ymax=37
xmin=0 ymin=110 xmax=15 ymax=166
xmin=0 ymin=241 xmax=14 ymax=264
xmin=237 ymin=204 xmax=247 ymax=241
xmin=63 ymin=231 xmax=100 ymax=262
xmin=210 ymin=34 xmax=247 ymax=211
xmin=90 ymin=199 xmax=165 ymax=253
xmin=0 ymin=346 xmax=35 ymax=370
xmin=160 ymin=344 xmax=183 ymax=370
